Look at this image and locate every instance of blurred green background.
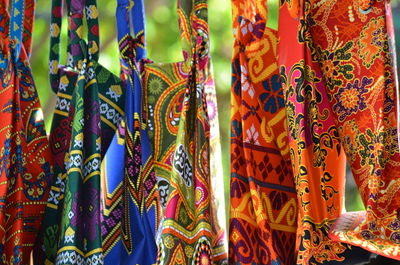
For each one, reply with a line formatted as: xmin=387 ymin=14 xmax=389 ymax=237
xmin=32 ymin=0 xmax=399 ymax=220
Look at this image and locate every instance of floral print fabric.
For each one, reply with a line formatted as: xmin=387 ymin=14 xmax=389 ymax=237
xmin=279 ymin=0 xmax=400 ymax=263
xmin=0 ymin=0 xmax=397 ymax=264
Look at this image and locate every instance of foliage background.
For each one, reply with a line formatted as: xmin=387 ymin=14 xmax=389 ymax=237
xmin=32 ymin=0 xmax=399 ymax=221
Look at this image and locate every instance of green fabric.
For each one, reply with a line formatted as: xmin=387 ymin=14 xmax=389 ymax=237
xmin=144 ymin=0 xmax=227 ymax=264
xmin=35 ymin=0 xmax=125 ymax=263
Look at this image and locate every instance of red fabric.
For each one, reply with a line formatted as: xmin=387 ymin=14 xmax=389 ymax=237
xmin=0 ymin=2 xmax=52 ymax=263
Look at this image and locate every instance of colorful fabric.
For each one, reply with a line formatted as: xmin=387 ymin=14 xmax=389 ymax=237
xmin=143 ymin=0 xmax=227 ymax=264
xmin=278 ymin=0 xmax=399 ymax=263
xmin=33 ymin=1 xmax=78 ymax=262
xmin=99 ymin=0 xmax=160 ymax=263
xmin=55 ymin=0 xmax=125 ymax=261
xmin=228 ymin=1 xmax=297 ymax=264
xmin=34 ymin=0 xmax=125 ymax=263
xmin=0 ymin=0 xmax=53 ymax=263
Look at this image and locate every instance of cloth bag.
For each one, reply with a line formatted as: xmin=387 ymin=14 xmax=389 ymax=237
xmin=99 ymin=0 xmax=160 ymax=263
xmin=142 ymin=0 xmax=227 ymax=263
xmin=229 ymin=0 xmax=297 ymax=264
xmin=278 ymin=0 xmax=399 ymax=263
xmin=0 ymin=0 xmax=53 ymax=263
xmin=34 ymin=0 xmax=125 ymax=263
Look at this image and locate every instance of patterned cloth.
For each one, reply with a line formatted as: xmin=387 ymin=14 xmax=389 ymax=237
xmin=279 ymin=0 xmax=399 ymax=263
xmin=55 ymin=0 xmax=125 ymax=261
xmin=228 ymin=1 xmax=297 ymax=264
xmin=33 ymin=0 xmax=78 ymax=262
xmin=0 ymin=0 xmax=53 ymax=263
xmin=34 ymin=0 xmax=125 ymax=263
xmin=100 ymin=0 xmax=160 ymax=263
xmin=144 ymin=0 xmax=227 ymax=264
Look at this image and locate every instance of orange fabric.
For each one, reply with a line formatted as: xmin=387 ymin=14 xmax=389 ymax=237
xmin=229 ymin=0 xmax=297 ymax=264
xmin=279 ymin=0 xmax=400 ymax=263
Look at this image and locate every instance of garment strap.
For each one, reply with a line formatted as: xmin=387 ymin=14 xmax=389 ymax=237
xmin=49 ymin=0 xmax=77 ymax=90
xmin=69 ymin=0 xmax=100 ymax=68
xmin=116 ymin=0 xmax=146 ymax=61
xmin=20 ymin=0 xmax=35 ymax=57
xmin=49 ymin=0 xmax=100 ymax=90
xmin=177 ymin=0 xmax=210 ymax=62
xmin=9 ymin=0 xmax=35 ymax=58
xmin=116 ymin=0 xmax=210 ymax=63
xmin=116 ymin=0 xmax=148 ymax=132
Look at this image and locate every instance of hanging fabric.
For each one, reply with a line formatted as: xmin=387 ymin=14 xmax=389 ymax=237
xmin=142 ymin=0 xmax=227 ymax=263
xmin=278 ymin=0 xmax=399 ymax=263
xmin=228 ymin=0 xmax=297 ymax=264
xmin=99 ymin=0 xmax=160 ymax=263
xmin=55 ymin=0 xmax=125 ymax=260
xmin=34 ymin=0 xmax=125 ymax=263
xmin=0 ymin=0 xmax=53 ymax=263
xmin=33 ymin=0 xmax=79 ymax=262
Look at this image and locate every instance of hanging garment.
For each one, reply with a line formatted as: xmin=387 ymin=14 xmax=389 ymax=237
xmin=34 ymin=0 xmax=126 ymax=263
xmin=33 ymin=0 xmax=78 ymax=263
xmin=0 ymin=0 xmax=53 ymax=263
xmin=228 ymin=0 xmax=297 ymax=264
xmin=99 ymin=0 xmax=160 ymax=263
xmin=55 ymin=0 xmax=126 ymax=261
xmin=143 ymin=0 xmax=227 ymax=263
xmin=278 ymin=0 xmax=399 ymax=263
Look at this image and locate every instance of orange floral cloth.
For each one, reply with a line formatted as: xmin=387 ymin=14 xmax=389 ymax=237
xmin=278 ymin=0 xmax=400 ymax=263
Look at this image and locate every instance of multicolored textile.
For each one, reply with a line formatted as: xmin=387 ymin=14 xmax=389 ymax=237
xmin=99 ymin=0 xmax=160 ymax=263
xmin=144 ymin=0 xmax=227 ymax=263
xmin=0 ymin=0 xmax=53 ymax=263
xmin=229 ymin=1 xmax=297 ymax=264
xmin=278 ymin=0 xmax=399 ymax=263
xmin=34 ymin=0 xmax=125 ymax=263
xmin=55 ymin=0 xmax=125 ymax=261
xmin=33 ymin=0 xmax=78 ymax=262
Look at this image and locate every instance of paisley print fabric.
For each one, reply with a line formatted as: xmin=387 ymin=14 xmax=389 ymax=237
xmin=144 ymin=0 xmax=227 ymax=264
xmin=229 ymin=1 xmax=297 ymax=264
xmin=0 ymin=0 xmax=53 ymax=263
xmin=145 ymin=61 xmax=188 ymax=210
xmin=278 ymin=0 xmax=400 ymax=263
xmin=100 ymin=0 xmax=160 ymax=263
